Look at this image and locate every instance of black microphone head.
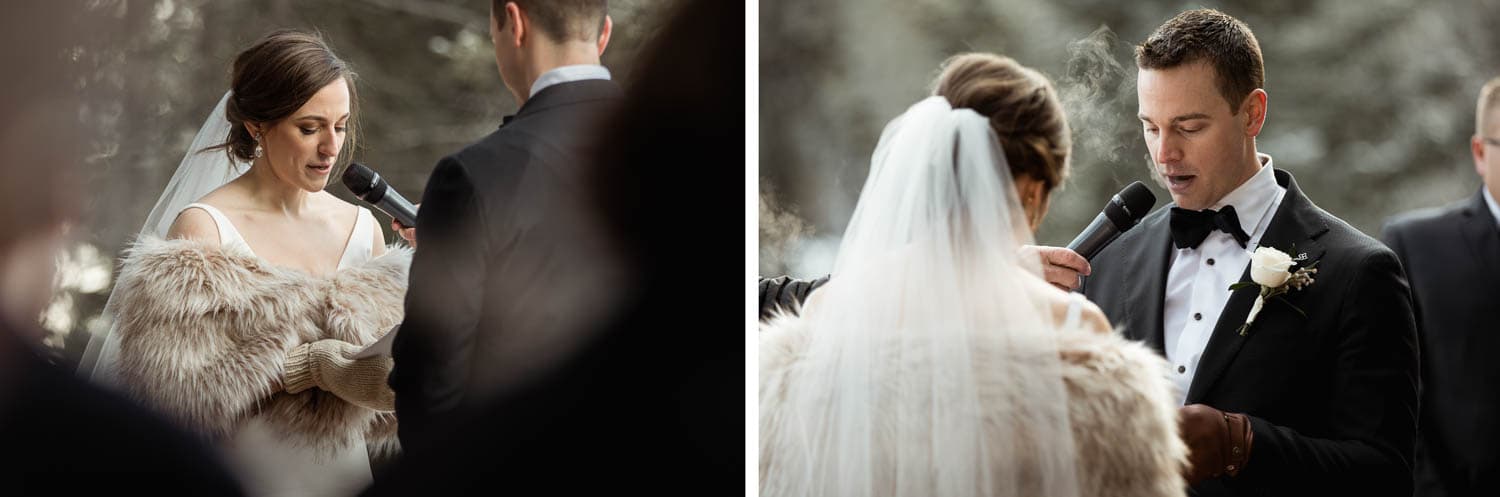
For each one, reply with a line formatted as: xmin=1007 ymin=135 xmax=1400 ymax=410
xmin=341 ymin=162 xmax=384 ymax=198
xmin=1102 ymin=181 xmax=1157 ymax=230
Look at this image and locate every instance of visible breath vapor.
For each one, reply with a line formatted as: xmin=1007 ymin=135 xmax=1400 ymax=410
xmin=1057 ymin=25 xmax=1136 ymax=185
xmin=759 ymin=182 xmax=815 ymax=276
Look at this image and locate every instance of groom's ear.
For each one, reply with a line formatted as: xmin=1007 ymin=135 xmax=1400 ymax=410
xmin=1474 ymin=134 xmax=1489 ymax=179
xmin=596 ymin=15 xmax=613 ymax=57
xmin=503 ymin=2 xmax=525 ymax=47
xmin=1241 ymin=88 xmax=1268 ymax=138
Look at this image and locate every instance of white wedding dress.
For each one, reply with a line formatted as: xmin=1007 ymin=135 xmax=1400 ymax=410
xmin=188 ymin=202 xmax=379 ymax=497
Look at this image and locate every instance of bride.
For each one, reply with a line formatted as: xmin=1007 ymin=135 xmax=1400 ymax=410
xmin=759 ymin=53 xmax=1187 ymax=497
xmin=79 ymin=30 xmax=407 ymax=497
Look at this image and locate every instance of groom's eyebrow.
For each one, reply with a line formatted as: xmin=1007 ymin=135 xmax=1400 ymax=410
xmin=1140 ymin=112 xmax=1212 ymax=123
xmin=1138 ymin=112 xmax=1212 ymax=124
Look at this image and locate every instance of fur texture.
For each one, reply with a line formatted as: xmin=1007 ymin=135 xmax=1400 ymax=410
xmin=111 ymin=236 xmax=410 ymax=456
xmin=760 ymin=312 xmax=1188 ymax=497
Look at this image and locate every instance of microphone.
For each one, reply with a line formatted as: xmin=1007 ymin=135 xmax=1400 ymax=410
xmin=342 ymin=162 xmax=418 ymax=228
xmin=1065 ymin=181 xmax=1157 ymax=260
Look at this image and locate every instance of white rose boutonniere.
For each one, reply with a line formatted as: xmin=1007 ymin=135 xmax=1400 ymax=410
xmin=1229 ymin=246 xmax=1318 ymax=336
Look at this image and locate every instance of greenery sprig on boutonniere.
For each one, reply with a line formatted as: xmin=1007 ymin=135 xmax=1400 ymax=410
xmin=1228 ymin=246 xmax=1318 ymax=336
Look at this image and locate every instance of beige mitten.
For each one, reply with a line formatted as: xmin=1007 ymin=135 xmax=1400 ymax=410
xmin=283 ymin=339 xmax=396 ymax=412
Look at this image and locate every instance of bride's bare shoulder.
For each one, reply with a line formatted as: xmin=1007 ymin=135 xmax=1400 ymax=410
xmin=165 ymin=205 xmax=221 ymax=245
xmin=163 ymin=183 xmax=247 ymax=245
xmin=1024 ymin=273 xmax=1111 ymax=335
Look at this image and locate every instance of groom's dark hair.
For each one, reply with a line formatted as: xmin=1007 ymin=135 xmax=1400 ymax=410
xmin=1136 ymin=9 xmax=1264 ymax=113
xmin=491 ymin=0 xmax=608 ymax=43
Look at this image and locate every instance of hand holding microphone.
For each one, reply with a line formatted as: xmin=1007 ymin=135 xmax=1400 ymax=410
xmin=1022 ymin=245 xmax=1092 ymax=291
xmin=390 ymin=220 xmax=416 ymax=245
xmin=1065 ymin=181 xmax=1156 ymax=260
xmin=1029 ymin=181 xmax=1157 ymax=291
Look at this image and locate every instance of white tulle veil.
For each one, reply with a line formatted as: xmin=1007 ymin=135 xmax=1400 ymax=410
xmin=762 ymin=96 xmax=1081 ymax=497
xmin=77 ymin=91 xmax=250 ymax=383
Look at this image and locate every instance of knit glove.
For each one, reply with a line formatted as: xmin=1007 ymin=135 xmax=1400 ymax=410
xmin=284 ymin=339 xmax=396 ymax=412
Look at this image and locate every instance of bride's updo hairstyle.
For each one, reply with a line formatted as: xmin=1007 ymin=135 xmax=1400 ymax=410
xmin=931 ymin=53 xmax=1070 ymax=192
xmin=210 ymin=29 xmax=359 ymax=165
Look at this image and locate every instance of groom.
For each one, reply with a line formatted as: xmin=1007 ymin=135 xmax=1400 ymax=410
xmin=1081 ymin=9 xmax=1418 ymax=496
xmin=390 ymin=0 xmax=621 ymax=450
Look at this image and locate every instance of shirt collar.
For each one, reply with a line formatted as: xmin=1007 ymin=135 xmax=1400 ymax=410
xmin=1209 ymin=153 xmax=1280 ymax=240
xmin=1483 ymin=186 xmax=1500 ymax=229
xmin=529 ymin=64 xmax=611 ymax=99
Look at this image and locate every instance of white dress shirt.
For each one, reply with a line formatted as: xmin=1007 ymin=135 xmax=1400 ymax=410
xmin=1163 ymin=154 xmax=1286 ymax=406
xmin=529 ymin=64 xmax=612 ymax=99
xmin=1483 ymin=187 xmax=1500 ymax=230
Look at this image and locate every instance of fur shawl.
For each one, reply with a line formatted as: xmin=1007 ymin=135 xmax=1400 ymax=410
xmin=110 ymin=235 xmax=411 ymax=455
xmin=760 ymin=312 xmax=1188 ymax=497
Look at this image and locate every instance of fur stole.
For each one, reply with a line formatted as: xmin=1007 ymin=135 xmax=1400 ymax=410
xmin=110 ymin=235 xmax=410 ymax=456
xmin=760 ymin=311 xmax=1188 ymax=497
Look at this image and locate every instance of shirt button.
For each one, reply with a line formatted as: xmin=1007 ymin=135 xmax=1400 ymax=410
xmin=1177 ymin=365 xmax=1186 ymax=374
xmin=1194 ymin=312 xmax=1203 ymax=321
xmin=1207 ymin=258 xmax=1216 ymax=266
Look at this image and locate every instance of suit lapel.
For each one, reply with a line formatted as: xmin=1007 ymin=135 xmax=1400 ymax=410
xmin=1458 ymin=190 xmax=1500 ymax=282
xmin=1185 ymin=169 xmax=1329 ymax=404
xmin=1115 ymin=210 xmax=1173 ymax=355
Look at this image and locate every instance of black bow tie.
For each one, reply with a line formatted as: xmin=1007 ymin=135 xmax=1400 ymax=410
xmin=1170 ymin=205 xmax=1251 ymax=249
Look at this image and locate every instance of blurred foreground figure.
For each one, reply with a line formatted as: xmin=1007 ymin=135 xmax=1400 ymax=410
xmin=0 ymin=4 xmax=245 ymax=495
xmin=1382 ymin=76 xmax=1500 ymax=497
xmin=366 ymin=0 xmax=743 ymax=493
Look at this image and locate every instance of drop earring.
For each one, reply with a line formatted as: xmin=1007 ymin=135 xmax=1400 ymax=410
xmin=252 ymin=133 xmax=263 ymax=159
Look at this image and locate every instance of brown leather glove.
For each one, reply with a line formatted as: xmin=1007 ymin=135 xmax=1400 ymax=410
xmin=1178 ymin=403 xmax=1255 ymax=485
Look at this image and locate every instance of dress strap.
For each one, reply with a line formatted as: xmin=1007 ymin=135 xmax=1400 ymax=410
xmin=337 ymin=207 xmax=376 ymax=270
xmin=1062 ymin=291 xmax=1086 ymax=330
xmin=180 ymin=203 xmax=254 ymax=255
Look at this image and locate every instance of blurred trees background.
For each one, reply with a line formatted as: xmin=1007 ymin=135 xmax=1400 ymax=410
xmin=760 ymin=0 xmax=1500 ymax=278
xmin=44 ymin=0 xmax=685 ymax=365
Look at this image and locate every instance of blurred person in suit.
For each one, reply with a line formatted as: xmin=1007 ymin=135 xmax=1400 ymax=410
xmin=1381 ymin=75 xmax=1500 ymax=497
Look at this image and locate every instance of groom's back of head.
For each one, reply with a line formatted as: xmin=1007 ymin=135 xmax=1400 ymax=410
xmin=1135 ymin=9 xmax=1265 ymax=113
xmin=491 ymin=0 xmax=608 ymax=43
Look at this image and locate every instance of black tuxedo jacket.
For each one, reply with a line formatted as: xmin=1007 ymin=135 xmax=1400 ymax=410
xmin=1083 ymin=169 xmax=1419 ymax=496
xmin=1382 ymin=189 xmax=1500 ymax=497
xmin=390 ymin=79 xmax=623 ymax=448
